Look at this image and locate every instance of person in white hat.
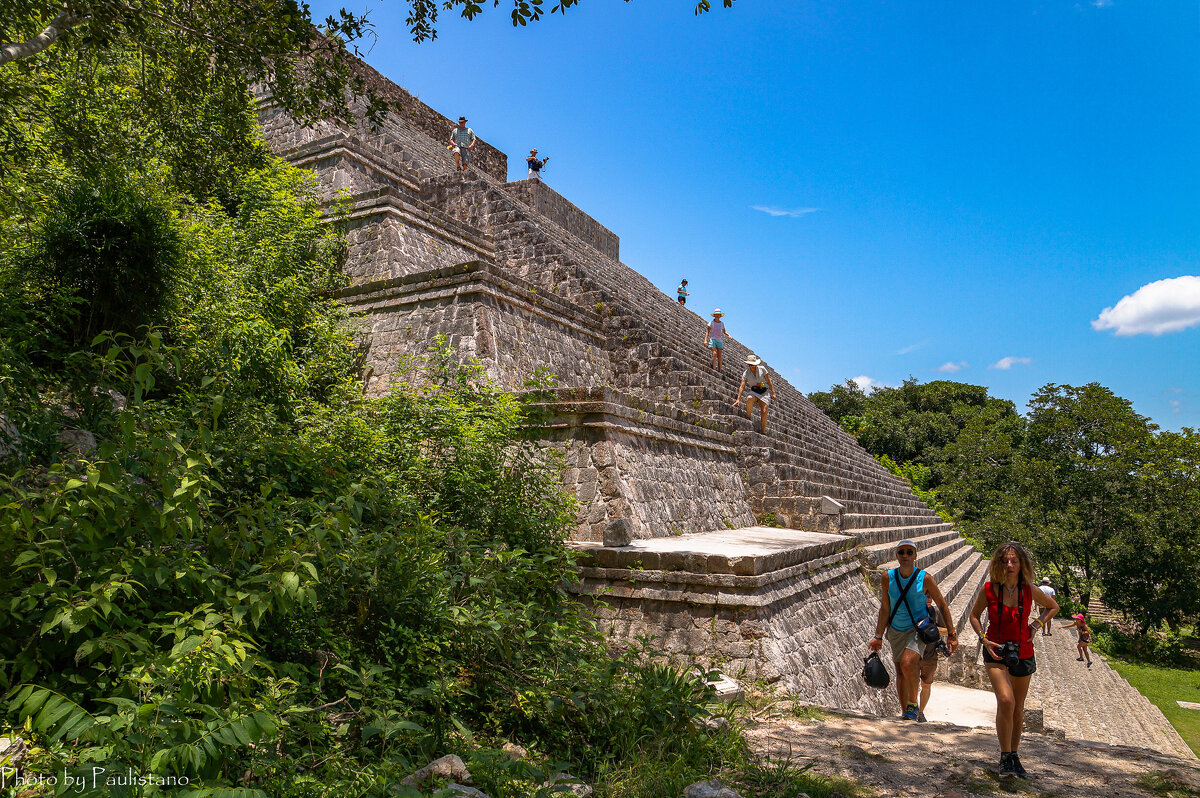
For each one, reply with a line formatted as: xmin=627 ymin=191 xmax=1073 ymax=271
xmin=704 ymin=309 xmax=726 ymax=371
xmin=732 ymin=354 xmax=775 ymax=434
xmin=526 ymin=148 xmax=548 ymax=179
xmin=867 ymin=539 xmax=958 ymax=721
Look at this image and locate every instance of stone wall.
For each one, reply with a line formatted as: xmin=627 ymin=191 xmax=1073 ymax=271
xmin=505 ymin=179 xmax=619 ymax=260
xmin=336 ymin=262 xmax=611 ymax=394
xmin=576 ymin=538 xmax=894 ymax=714
xmin=550 ymin=415 xmax=755 ymax=542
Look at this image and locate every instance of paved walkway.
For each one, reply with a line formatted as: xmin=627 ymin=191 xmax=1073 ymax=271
xmin=1025 ymin=626 xmax=1195 ymax=759
xmin=747 ymin=710 xmax=1200 ymax=798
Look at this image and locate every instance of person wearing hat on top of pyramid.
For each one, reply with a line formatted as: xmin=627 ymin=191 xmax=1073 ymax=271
xmin=449 ymin=116 xmax=476 ymax=171
xmin=526 ymin=148 xmax=548 ymax=179
xmin=732 ymin=354 xmax=775 ymax=434
xmin=867 ymin=538 xmax=957 ymax=721
xmin=704 ymin=309 xmax=726 ymax=371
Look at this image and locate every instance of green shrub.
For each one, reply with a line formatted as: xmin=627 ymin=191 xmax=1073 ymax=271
xmin=20 ymin=171 xmax=180 ymax=350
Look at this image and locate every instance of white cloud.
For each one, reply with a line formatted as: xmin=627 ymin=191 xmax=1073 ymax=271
xmin=851 ymin=375 xmax=879 ymax=392
xmin=1092 ymin=0 xmax=1113 ymax=7
xmin=896 ymin=342 xmax=924 ymax=355
xmin=990 ymin=356 xmax=1032 ymax=370
xmin=752 ymin=205 xmax=821 ymax=218
xmin=1092 ymin=276 xmax=1200 ymax=336
xmin=1170 ymin=399 xmax=1182 ymax=413
xmin=938 ymin=361 xmax=968 ymax=373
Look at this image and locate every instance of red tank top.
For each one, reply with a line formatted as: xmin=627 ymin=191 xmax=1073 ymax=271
xmin=984 ymin=582 xmax=1033 ymax=659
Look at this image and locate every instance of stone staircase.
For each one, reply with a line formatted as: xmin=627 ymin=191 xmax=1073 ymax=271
xmin=1026 ymin=625 xmax=1194 ymax=759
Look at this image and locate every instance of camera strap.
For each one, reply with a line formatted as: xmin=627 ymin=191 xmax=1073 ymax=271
xmin=998 ymin=582 xmax=1025 ymax=640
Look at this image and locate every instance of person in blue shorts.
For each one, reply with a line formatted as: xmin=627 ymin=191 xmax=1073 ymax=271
xmin=677 ymin=279 xmax=689 ymax=305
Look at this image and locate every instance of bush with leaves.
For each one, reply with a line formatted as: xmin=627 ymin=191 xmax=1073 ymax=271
xmin=0 ymin=155 xmax=740 ymax=794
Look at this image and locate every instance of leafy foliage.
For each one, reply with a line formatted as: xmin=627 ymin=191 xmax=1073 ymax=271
xmin=814 ymin=375 xmax=1200 ymax=644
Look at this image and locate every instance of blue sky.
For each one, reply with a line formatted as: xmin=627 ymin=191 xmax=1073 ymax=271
xmin=308 ymin=0 xmax=1200 ymax=430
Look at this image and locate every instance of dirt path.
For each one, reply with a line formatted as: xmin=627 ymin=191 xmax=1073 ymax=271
xmin=745 ymin=709 xmax=1200 ymax=797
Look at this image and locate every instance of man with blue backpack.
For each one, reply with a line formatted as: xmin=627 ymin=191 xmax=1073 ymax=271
xmin=866 ymin=539 xmax=958 ymax=720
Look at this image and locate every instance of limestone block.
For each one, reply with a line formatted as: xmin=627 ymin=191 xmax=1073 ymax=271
xmin=603 ymin=519 xmax=632 ymax=547
xmin=683 ymin=780 xmax=743 ymax=798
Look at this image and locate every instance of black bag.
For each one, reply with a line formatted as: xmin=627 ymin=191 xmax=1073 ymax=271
xmin=915 ymin=615 xmax=941 ymax=645
xmin=862 ymin=652 xmax=889 ymax=689
xmin=888 ymin=568 xmax=940 ymax=644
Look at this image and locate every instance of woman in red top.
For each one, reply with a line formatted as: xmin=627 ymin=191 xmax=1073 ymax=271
xmin=969 ymin=542 xmax=1058 ymax=781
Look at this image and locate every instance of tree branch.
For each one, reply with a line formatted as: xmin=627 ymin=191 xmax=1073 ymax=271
xmin=0 ymin=8 xmax=91 ymax=66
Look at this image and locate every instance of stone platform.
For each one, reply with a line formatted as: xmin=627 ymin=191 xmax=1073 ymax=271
xmin=572 ymin=527 xmax=894 ymax=713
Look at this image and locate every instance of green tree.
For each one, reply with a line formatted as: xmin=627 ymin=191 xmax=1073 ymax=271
xmin=1100 ymin=429 xmax=1200 ymax=633
xmin=997 ymin=383 xmax=1154 ymax=605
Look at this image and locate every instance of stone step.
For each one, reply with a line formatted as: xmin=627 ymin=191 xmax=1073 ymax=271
xmin=862 ymin=527 xmax=965 ymax=568
xmin=946 ymin=557 xmax=990 ymax=634
xmin=845 ymin=523 xmax=958 ymax=548
xmin=875 ymin=539 xmax=979 ymax=594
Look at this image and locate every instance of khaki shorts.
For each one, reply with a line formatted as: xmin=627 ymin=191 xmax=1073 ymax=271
xmin=886 ymin=627 xmax=923 ymax=660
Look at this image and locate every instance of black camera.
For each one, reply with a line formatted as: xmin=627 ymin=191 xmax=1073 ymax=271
xmin=935 ymin=639 xmax=951 ymax=658
xmin=999 ymin=641 xmax=1021 ymax=669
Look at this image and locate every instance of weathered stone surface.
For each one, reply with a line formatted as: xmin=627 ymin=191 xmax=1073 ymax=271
xmin=683 ymin=780 xmax=743 ymax=798
xmin=400 ymin=754 xmax=472 ymax=789
xmin=603 ymin=519 xmax=632 ymax=547
xmin=0 ymin=736 xmax=28 ymax=766
xmin=57 ymin=429 xmax=97 ymax=458
xmin=543 ymin=772 xmax=593 ymax=796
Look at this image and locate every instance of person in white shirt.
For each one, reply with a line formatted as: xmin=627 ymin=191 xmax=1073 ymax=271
xmin=1038 ymin=577 xmax=1057 ymax=636
xmin=450 ymin=116 xmax=476 ymax=171
xmin=732 ymin=354 xmax=775 ymax=434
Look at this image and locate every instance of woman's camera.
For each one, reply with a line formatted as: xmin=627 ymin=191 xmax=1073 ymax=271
xmin=999 ymin=641 xmax=1021 ymax=669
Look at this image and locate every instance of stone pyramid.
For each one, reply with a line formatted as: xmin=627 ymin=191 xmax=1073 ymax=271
xmin=259 ymin=60 xmax=988 ymax=714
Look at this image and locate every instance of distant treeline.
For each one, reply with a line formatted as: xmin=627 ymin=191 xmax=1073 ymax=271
xmin=810 ymin=379 xmax=1200 ymax=636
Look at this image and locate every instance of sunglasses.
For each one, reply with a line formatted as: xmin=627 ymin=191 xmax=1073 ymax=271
xmin=897 ymin=549 xmax=916 ymax=556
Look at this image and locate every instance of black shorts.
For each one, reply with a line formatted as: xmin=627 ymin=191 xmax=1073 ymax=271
xmin=982 ymin=647 xmax=1037 ymax=678
xmin=750 ymin=385 xmax=768 ymax=396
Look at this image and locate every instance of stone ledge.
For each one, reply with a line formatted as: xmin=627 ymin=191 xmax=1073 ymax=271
xmin=284 ymin=135 xmax=422 ymax=193
xmin=574 ymin=554 xmax=864 ymax=609
xmin=570 ymin=527 xmax=854 ymax=578
xmin=339 ymin=189 xmax=496 ymax=261
xmin=335 ymin=260 xmax=605 ymax=342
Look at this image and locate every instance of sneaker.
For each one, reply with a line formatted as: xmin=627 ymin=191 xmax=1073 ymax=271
xmin=998 ymin=753 xmax=1017 ymax=779
xmin=902 ymin=704 xmax=919 ymax=721
xmin=1087 ymin=661 xmax=1093 ymax=668
xmin=917 ymin=711 xmax=927 ymax=723
xmin=1077 ymin=657 xmax=1084 ymax=661
xmin=1011 ymin=752 xmax=1028 ymax=778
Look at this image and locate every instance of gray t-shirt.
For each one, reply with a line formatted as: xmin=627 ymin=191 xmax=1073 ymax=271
xmin=742 ymin=365 xmax=769 ymax=389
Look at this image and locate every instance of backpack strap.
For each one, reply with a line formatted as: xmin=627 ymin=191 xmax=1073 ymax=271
xmin=887 ymin=569 xmax=920 ymax=629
